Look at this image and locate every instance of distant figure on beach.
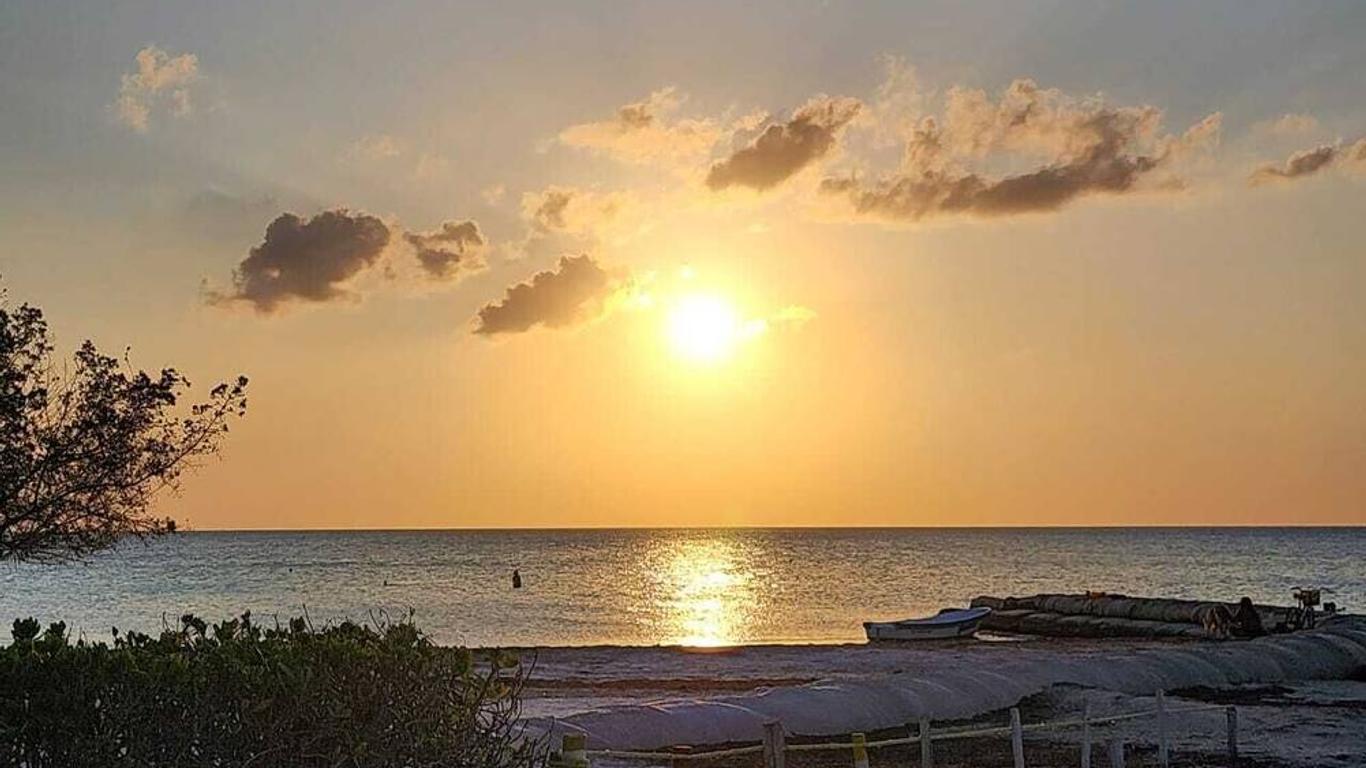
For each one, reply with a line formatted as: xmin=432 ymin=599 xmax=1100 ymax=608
xmin=512 ymin=569 xmax=522 ymax=589
xmin=1230 ymin=596 xmax=1265 ymax=638
xmin=1206 ymin=596 xmax=1266 ymax=639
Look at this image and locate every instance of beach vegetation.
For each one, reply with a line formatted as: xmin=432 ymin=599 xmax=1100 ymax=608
xmin=0 ymin=611 xmax=543 ymax=767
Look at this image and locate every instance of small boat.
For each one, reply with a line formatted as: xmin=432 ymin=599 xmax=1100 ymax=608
xmin=864 ymin=607 xmax=991 ymax=642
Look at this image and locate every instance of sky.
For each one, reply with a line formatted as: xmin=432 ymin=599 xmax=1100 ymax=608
xmin=2 ymin=1 xmax=1365 ymax=528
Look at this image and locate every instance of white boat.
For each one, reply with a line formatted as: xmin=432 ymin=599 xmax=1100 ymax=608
xmin=863 ymin=607 xmax=992 ymax=641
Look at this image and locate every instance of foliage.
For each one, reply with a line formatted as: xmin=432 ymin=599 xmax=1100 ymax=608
xmin=0 ymin=283 xmax=248 ymax=562
xmin=0 ymin=613 xmax=545 ymax=768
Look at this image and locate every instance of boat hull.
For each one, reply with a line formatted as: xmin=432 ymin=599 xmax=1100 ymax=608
xmin=863 ymin=607 xmax=991 ymax=642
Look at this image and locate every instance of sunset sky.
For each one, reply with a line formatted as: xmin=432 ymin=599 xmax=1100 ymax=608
xmin=3 ymin=1 xmax=1365 ymax=528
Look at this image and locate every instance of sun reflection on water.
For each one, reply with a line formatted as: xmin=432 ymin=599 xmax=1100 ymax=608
xmin=658 ymin=538 xmax=756 ymax=647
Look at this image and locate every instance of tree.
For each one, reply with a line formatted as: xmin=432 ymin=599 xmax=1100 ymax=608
xmin=0 ymin=285 xmax=247 ymax=562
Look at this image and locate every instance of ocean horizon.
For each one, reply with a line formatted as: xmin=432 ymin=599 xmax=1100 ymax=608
xmin=4 ymin=527 xmax=1361 ymax=648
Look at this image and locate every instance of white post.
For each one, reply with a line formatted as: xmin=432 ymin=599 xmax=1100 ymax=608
xmin=1108 ymin=739 xmax=1125 ymax=768
xmin=1226 ymin=706 xmax=1238 ymax=764
xmin=851 ymin=732 xmax=869 ymax=768
xmin=1080 ymin=698 xmax=1092 ymax=768
xmin=919 ymin=718 xmax=933 ymax=768
xmin=763 ymin=721 xmax=786 ymax=768
xmin=1156 ymin=690 xmax=1169 ymax=768
xmin=1010 ymin=707 xmax=1025 ymax=768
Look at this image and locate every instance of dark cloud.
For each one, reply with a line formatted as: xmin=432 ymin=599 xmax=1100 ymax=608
xmin=473 ymin=255 xmax=619 ymax=336
xmin=1249 ymin=139 xmax=1365 ymax=185
xmin=212 ymin=210 xmax=390 ymax=313
xmin=404 ymin=220 xmax=485 ymax=280
xmin=706 ymin=96 xmax=862 ymax=191
xmin=824 ymin=106 xmax=1216 ymax=222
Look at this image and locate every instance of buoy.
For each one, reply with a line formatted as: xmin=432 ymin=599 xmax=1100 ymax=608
xmin=512 ymin=569 xmax=522 ymax=589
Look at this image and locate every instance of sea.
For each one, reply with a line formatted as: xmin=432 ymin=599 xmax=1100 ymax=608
xmin=1 ymin=527 xmax=1362 ymax=648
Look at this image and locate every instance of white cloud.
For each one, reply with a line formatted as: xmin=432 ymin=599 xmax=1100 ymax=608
xmin=113 ymin=45 xmax=200 ymax=133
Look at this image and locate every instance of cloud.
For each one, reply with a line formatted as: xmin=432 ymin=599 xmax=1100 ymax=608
xmin=1249 ymin=138 xmax=1366 ymax=186
xmin=482 ymin=184 xmax=507 ymax=205
xmin=706 ymin=96 xmax=863 ymax=191
xmin=524 ymin=185 xmax=631 ymax=235
xmin=404 ymin=220 xmax=486 ymax=281
xmin=114 ymin=46 xmax=200 ymax=132
xmin=821 ymin=78 xmax=1219 ymax=223
xmin=1254 ymin=113 xmax=1320 ymax=137
xmin=473 ymin=255 xmax=624 ymax=335
xmin=344 ymin=134 xmax=404 ymax=161
xmin=559 ymin=87 xmax=721 ymax=166
xmin=211 ymin=210 xmax=391 ymax=313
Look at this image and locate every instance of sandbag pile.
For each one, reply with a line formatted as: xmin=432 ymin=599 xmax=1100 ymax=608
xmin=539 ymin=620 xmax=1366 ymax=749
xmin=970 ymin=593 xmax=1295 ymax=639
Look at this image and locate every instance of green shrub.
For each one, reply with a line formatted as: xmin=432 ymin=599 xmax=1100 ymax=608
xmin=0 ymin=613 xmax=545 ymax=767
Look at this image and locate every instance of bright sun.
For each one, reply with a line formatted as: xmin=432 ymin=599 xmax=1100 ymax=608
xmin=666 ymin=293 xmax=744 ymax=363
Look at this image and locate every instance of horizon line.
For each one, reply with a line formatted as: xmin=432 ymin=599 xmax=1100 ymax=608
xmin=176 ymin=523 xmax=1366 ymax=533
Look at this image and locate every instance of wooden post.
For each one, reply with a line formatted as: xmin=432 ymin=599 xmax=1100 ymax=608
xmin=1156 ymin=690 xmax=1169 ymax=768
xmin=919 ymin=718 xmax=933 ymax=768
xmin=763 ymin=721 xmax=786 ymax=768
xmin=851 ymin=732 xmax=869 ymax=768
xmin=1108 ymin=739 xmax=1125 ymax=768
xmin=1010 ymin=707 xmax=1025 ymax=768
xmin=1080 ymin=698 xmax=1092 ymax=768
xmin=1226 ymin=706 xmax=1239 ymax=765
xmin=561 ymin=733 xmax=589 ymax=768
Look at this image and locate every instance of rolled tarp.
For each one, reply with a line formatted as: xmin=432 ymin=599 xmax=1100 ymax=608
xmin=537 ymin=622 xmax=1366 ymax=750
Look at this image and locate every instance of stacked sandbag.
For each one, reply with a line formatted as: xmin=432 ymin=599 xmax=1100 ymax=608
xmin=970 ymin=593 xmax=1294 ymax=639
xmin=542 ymin=621 xmax=1366 ymax=749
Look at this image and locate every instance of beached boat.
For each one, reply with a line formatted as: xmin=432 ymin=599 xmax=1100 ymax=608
xmin=864 ymin=607 xmax=991 ymax=641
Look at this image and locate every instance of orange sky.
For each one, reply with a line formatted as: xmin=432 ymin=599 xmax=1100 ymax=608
xmin=3 ymin=1 xmax=1365 ymax=528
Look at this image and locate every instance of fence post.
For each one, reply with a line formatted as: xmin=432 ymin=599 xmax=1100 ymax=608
xmin=763 ymin=720 xmax=786 ymax=768
xmin=919 ymin=718 xmax=933 ymax=768
xmin=851 ymin=732 xmax=869 ymax=768
xmin=1080 ymin=697 xmax=1091 ymax=768
xmin=1010 ymin=707 xmax=1025 ymax=768
xmin=1156 ymin=690 xmax=1169 ymax=768
xmin=1226 ymin=706 xmax=1239 ymax=765
xmin=1108 ymin=739 xmax=1125 ymax=768
xmin=561 ymin=733 xmax=589 ymax=768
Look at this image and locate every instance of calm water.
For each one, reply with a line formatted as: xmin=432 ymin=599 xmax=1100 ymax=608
xmin=0 ymin=528 xmax=1361 ymax=647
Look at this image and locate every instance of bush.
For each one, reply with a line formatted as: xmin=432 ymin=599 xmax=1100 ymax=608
xmin=0 ymin=613 xmax=545 ymax=768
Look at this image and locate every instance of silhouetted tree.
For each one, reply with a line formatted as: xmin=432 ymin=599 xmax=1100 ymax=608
xmin=0 ymin=284 xmax=247 ymax=562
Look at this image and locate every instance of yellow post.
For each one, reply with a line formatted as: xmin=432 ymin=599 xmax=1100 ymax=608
xmin=561 ymin=733 xmax=589 ymax=768
xmin=851 ymin=732 xmax=869 ymax=768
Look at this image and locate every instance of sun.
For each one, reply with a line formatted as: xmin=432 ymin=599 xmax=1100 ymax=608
xmin=666 ymin=293 xmax=744 ymax=363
